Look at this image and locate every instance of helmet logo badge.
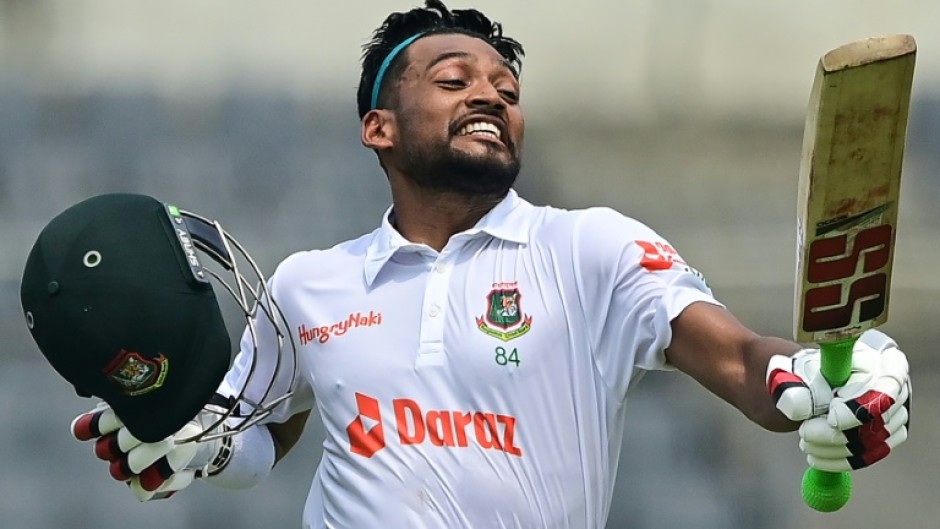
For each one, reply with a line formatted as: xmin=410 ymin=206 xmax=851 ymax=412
xmin=103 ymin=349 xmax=169 ymax=396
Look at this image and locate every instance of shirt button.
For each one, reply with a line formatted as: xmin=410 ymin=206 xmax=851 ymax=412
xmin=428 ymin=305 xmax=442 ymax=317
xmin=434 ymin=264 xmax=448 ymax=274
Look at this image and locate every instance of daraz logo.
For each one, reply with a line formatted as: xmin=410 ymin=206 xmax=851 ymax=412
xmin=346 ymin=392 xmax=523 ymax=458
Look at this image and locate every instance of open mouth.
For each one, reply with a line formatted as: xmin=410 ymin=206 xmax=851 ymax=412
xmin=456 ymin=121 xmax=502 ymax=141
xmin=452 ymin=114 xmax=512 ymax=151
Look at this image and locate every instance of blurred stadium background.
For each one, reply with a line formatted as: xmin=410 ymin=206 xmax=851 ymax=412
xmin=1 ymin=1 xmax=937 ymax=528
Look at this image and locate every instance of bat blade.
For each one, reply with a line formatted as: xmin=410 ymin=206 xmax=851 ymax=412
xmin=794 ymin=34 xmax=915 ymax=512
xmin=795 ymin=34 xmax=915 ymax=345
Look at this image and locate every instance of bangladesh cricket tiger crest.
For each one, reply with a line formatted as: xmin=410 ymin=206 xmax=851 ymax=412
xmin=103 ymin=349 xmax=169 ymax=396
xmin=476 ymin=283 xmax=533 ymax=342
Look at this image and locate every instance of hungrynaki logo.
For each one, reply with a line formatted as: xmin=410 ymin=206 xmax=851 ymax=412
xmin=346 ymin=392 xmax=522 ymax=459
xmin=298 ymin=311 xmax=383 ymax=345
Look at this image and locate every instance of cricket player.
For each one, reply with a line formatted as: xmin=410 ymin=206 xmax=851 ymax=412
xmin=25 ymin=1 xmax=911 ymax=527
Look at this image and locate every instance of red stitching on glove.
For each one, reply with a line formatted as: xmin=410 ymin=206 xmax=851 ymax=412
xmin=845 ymin=416 xmax=890 ymax=454
xmin=846 ymin=390 xmax=895 ymax=423
xmin=844 ymin=414 xmax=894 ymax=470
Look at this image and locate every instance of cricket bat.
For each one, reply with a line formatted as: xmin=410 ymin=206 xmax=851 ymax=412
xmin=795 ymin=34 xmax=916 ymax=512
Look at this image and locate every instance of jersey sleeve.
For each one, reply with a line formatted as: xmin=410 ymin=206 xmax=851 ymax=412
xmin=571 ymin=208 xmax=723 ymax=400
xmin=218 ymin=267 xmax=315 ymax=425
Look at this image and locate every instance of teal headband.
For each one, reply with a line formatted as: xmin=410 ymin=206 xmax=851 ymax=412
xmin=370 ymin=33 xmax=426 ymax=110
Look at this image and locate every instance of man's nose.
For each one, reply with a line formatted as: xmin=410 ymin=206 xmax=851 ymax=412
xmin=468 ymin=82 xmax=506 ymax=110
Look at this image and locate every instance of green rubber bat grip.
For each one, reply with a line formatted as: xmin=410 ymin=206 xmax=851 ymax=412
xmin=801 ymin=338 xmax=855 ymax=512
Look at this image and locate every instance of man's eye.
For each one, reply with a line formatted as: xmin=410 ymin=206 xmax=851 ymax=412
xmin=439 ymin=79 xmax=466 ymax=88
xmin=499 ymin=89 xmax=519 ymax=102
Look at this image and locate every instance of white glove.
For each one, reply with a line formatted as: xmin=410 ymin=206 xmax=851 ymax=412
xmin=799 ymin=330 xmax=911 ymax=472
xmin=766 ymin=348 xmax=833 ymax=422
xmin=766 ymin=329 xmax=911 ymax=471
xmin=71 ymin=401 xmax=232 ymax=501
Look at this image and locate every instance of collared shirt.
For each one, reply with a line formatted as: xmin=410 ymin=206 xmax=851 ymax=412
xmin=223 ymin=189 xmax=721 ymax=529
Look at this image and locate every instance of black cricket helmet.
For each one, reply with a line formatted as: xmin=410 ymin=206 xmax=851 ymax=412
xmin=20 ymin=193 xmax=296 ymax=443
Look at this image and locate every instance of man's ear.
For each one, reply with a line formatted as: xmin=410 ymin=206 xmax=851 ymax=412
xmin=361 ymin=109 xmax=395 ymax=151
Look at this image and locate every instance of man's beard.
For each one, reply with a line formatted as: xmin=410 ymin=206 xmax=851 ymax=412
xmin=399 ymin=133 xmax=521 ymax=197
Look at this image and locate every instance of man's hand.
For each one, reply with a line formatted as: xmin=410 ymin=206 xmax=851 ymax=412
xmin=767 ymin=329 xmax=912 ymax=471
xmin=71 ymin=402 xmax=231 ymax=501
xmin=767 ymin=348 xmax=833 ymax=422
xmin=799 ymin=330 xmax=911 ymax=471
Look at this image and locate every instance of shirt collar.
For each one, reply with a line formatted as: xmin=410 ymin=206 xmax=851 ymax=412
xmin=363 ymin=189 xmax=531 ymax=286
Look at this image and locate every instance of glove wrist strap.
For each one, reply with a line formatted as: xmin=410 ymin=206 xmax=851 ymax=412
xmin=207 ymin=435 xmax=234 ymax=476
xmin=204 ymin=423 xmax=275 ymax=490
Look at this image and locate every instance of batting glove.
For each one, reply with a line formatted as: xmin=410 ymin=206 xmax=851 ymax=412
xmin=766 ymin=348 xmax=833 ymax=422
xmin=70 ymin=402 xmax=232 ymax=501
xmin=799 ymin=330 xmax=911 ymax=472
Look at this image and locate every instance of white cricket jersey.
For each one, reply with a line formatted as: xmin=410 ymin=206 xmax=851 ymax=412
xmin=223 ymin=189 xmax=722 ymax=529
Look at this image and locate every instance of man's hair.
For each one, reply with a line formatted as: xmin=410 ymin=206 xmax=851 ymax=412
xmin=357 ymin=0 xmax=524 ymax=118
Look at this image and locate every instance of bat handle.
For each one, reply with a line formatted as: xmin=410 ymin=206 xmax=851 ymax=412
xmin=801 ymin=337 xmax=855 ymax=512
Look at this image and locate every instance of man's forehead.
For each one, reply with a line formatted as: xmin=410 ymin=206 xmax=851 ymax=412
xmin=407 ymin=33 xmax=509 ymax=70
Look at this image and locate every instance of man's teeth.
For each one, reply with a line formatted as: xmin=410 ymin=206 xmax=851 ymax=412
xmin=458 ymin=122 xmax=501 ymax=139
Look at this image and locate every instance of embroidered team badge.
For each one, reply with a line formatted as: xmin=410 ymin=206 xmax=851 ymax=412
xmin=476 ymin=283 xmax=533 ymax=342
xmin=103 ymin=350 xmax=169 ymax=396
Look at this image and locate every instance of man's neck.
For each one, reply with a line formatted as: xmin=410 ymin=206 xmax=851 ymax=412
xmin=388 ymin=179 xmax=504 ymax=252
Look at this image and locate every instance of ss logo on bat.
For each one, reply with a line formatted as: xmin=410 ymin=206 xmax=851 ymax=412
xmin=801 ymin=224 xmax=892 ymax=333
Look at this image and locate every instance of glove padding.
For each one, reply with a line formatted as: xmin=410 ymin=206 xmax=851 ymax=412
xmin=766 ymin=348 xmax=832 ymax=422
xmin=71 ymin=401 xmax=230 ymax=501
xmin=800 ymin=330 xmax=911 ymax=472
xmin=767 ymin=329 xmax=911 ymax=471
